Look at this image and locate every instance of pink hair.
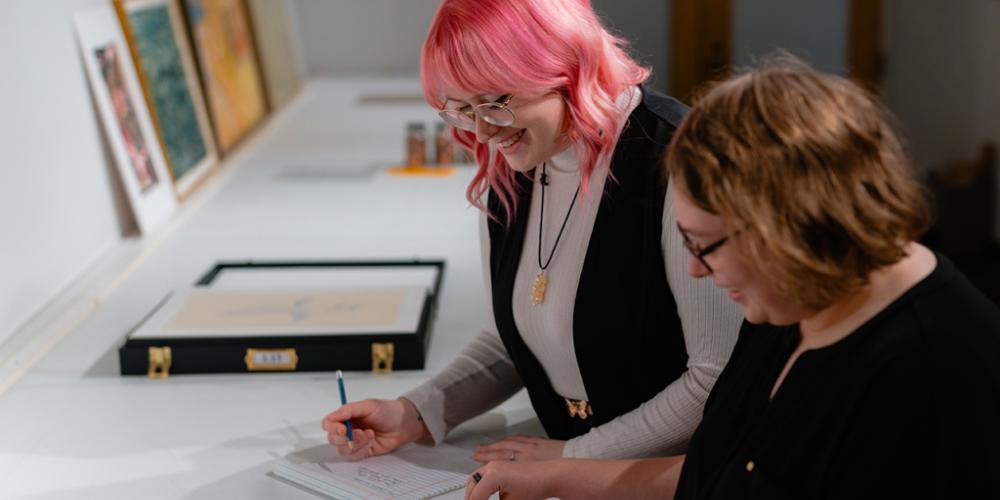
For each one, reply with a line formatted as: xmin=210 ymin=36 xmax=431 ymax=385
xmin=420 ymin=0 xmax=650 ymax=223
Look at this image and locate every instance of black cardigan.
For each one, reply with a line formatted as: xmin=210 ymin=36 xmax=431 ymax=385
xmin=487 ymin=88 xmax=691 ymax=439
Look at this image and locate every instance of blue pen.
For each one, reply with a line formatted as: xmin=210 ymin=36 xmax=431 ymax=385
xmin=336 ymin=370 xmax=354 ymax=446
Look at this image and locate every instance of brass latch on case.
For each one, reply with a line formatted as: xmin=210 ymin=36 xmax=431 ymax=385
xmin=148 ymin=346 xmax=172 ymax=379
xmin=371 ymin=342 xmax=394 ymax=374
xmin=244 ymin=348 xmax=299 ymax=371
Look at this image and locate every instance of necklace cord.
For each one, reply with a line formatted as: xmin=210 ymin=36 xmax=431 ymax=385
xmin=537 ymin=162 xmax=580 ymax=270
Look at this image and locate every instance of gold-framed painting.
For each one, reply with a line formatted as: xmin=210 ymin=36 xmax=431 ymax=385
xmin=115 ymin=0 xmax=220 ymax=200
xmin=182 ymin=0 xmax=268 ymax=154
xmin=247 ymin=0 xmax=303 ymax=111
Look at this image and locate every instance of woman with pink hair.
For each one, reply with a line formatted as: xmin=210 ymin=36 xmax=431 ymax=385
xmin=323 ymin=0 xmax=741 ymax=464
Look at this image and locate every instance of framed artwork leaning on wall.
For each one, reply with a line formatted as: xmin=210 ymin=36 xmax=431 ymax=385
xmin=115 ymin=0 xmax=220 ymax=201
xmin=75 ymin=4 xmax=177 ymax=235
xmin=183 ymin=0 xmax=269 ymax=154
xmin=247 ymin=0 xmax=303 ymax=111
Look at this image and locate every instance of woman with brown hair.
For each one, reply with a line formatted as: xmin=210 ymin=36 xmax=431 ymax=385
xmin=463 ymin=56 xmax=1000 ymax=499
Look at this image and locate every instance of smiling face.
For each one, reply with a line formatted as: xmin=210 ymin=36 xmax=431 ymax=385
xmin=672 ymin=187 xmax=811 ymax=326
xmin=440 ymin=87 xmax=569 ymax=172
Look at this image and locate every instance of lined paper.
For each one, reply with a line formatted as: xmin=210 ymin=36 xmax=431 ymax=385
xmin=275 ymin=443 xmax=476 ymax=500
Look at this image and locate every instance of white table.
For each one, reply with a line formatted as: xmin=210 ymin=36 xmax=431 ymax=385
xmin=0 ymin=78 xmax=535 ymax=499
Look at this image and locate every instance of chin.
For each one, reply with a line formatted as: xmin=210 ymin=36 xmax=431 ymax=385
xmin=744 ymin=305 xmax=800 ymax=327
xmin=741 ymin=307 xmax=769 ymax=325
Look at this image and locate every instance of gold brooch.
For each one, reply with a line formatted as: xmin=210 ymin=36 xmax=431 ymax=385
xmin=565 ymin=398 xmax=593 ymax=420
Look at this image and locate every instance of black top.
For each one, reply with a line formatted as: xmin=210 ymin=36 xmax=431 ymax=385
xmin=487 ymin=88 xmax=691 ymax=439
xmin=675 ymin=254 xmax=1000 ymax=499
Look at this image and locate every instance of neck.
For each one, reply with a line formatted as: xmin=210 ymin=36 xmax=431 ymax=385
xmin=545 ymin=141 xmax=577 ymax=173
xmin=798 ymin=243 xmax=934 ymax=348
xmin=798 ymin=286 xmax=872 ymax=348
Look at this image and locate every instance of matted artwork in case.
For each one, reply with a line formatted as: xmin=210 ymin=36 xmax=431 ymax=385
xmin=115 ymin=0 xmax=219 ymax=200
xmin=75 ymin=5 xmax=177 ymax=234
xmin=183 ymin=0 xmax=268 ymax=153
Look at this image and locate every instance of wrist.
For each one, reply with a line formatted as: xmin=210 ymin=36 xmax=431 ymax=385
xmin=542 ymin=459 xmax=572 ymax=498
xmin=397 ymin=397 xmax=430 ymax=441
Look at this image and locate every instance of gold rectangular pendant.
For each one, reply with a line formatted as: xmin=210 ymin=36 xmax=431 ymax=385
xmin=531 ymin=271 xmax=548 ymax=305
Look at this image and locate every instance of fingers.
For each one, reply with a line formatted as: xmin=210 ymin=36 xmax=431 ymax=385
xmin=473 ymin=439 xmax=530 ymax=463
xmin=465 ymin=466 xmax=503 ymax=500
xmin=343 ymin=438 xmax=376 ymax=461
xmin=328 ymin=427 xmax=376 ymax=459
xmin=501 ymin=435 xmax=541 ymax=444
xmin=322 ymin=399 xmax=381 ymax=456
xmin=473 ymin=449 xmax=516 ymax=464
xmin=463 ymin=474 xmax=477 ymax=500
xmin=323 ymin=399 xmax=378 ymax=426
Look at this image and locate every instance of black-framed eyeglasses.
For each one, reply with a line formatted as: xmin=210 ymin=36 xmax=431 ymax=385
xmin=438 ymin=94 xmax=515 ymax=132
xmin=677 ymin=222 xmax=730 ymax=273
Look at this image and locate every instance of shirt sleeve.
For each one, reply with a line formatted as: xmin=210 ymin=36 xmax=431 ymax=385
xmin=562 ymin=185 xmax=743 ymax=459
xmin=400 ymin=213 xmax=524 ymax=444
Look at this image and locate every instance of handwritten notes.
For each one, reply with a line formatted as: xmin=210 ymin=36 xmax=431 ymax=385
xmin=275 ymin=443 xmax=476 ymax=500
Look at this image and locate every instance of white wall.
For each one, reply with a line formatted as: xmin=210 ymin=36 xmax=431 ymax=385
xmin=0 ymin=0 xmax=133 ymax=345
xmin=291 ymin=0 xmax=441 ymax=75
xmin=733 ymin=0 xmax=848 ymax=74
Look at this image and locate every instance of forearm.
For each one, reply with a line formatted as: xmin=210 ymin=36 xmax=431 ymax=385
xmin=401 ymin=328 xmax=522 ymax=443
xmin=564 ymin=364 xmax=720 ymax=458
xmin=549 ymin=456 xmax=685 ymax=499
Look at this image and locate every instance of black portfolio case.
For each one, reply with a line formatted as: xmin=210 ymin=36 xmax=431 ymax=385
xmin=118 ymin=260 xmax=445 ymax=376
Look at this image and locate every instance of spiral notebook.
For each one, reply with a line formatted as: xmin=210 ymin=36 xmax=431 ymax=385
xmin=274 ymin=442 xmax=476 ymax=499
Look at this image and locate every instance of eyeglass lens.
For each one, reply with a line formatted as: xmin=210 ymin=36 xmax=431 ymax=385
xmin=439 ymin=102 xmax=514 ymax=132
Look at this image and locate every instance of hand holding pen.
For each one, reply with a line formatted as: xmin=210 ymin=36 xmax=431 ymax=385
xmin=322 ymin=389 xmax=432 ymax=460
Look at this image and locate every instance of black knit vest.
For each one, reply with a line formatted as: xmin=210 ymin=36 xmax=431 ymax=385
xmin=487 ymin=88 xmax=690 ymax=439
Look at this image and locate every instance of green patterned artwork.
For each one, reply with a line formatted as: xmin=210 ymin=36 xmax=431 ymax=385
xmin=129 ymin=4 xmax=207 ymax=181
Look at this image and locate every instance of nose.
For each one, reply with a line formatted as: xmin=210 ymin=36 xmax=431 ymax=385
xmin=475 ymin=116 xmax=499 ymax=144
xmin=687 ymin=255 xmax=712 ymax=279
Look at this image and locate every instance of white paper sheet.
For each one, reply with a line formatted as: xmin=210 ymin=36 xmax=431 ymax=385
xmin=274 ymin=443 xmax=476 ymax=500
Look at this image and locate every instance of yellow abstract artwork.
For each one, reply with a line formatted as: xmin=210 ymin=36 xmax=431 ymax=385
xmin=184 ymin=0 xmax=267 ymax=153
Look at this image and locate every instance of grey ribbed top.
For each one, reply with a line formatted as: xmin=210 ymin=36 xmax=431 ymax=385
xmin=402 ymin=87 xmax=742 ymax=459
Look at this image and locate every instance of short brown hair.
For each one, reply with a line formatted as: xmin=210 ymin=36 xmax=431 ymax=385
xmin=666 ymin=55 xmax=929 ymax=310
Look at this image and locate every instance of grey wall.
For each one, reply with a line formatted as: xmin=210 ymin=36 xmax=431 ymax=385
xmin=0 ymin=0 xmax=131 ymax=345
xmin=292 ymin=0 xmax=670 ymax=92
xmin=591 ymin=0 xmax=669 ymax=92
xmin=882 ymin=0 xmax=1000 ymax=239
xmin=733 ymin=0 xmax=848 ymax=74
xmin=291 ymin=0 xmax=441 ymax=75
xmin=882 ymin=0 xmax=982 ymax=175
xmin=972 ymin=1 xmax=1000 ymax=240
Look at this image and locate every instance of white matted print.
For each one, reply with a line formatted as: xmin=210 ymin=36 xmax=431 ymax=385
xmin=75 ymin=5 xmax=176 ymax=234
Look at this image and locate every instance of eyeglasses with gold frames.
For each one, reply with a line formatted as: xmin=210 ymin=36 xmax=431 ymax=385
xmin=438 ymin=94 xmax=515 ymax=132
